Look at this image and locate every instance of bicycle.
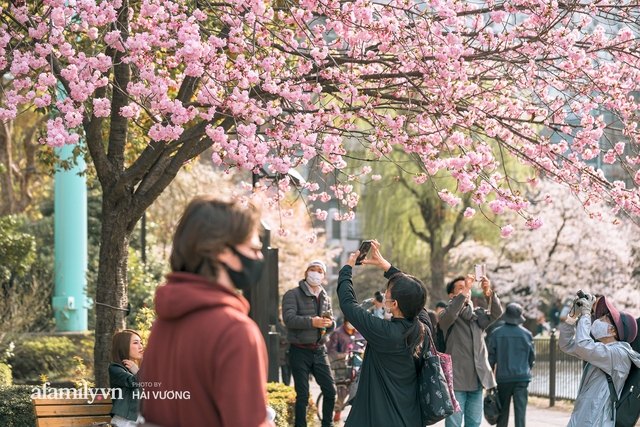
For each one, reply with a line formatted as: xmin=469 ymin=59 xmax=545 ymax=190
xmin=316 ymin=337 xmax=365 ymax=421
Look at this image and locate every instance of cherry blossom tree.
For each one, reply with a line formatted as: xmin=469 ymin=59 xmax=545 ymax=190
xmin=448 ymin=180 xmax=640 ymax=317
xmin=3 ymin=0 xmax=640 ymax=384
xmin=0 ymin=80 xmax=47 ymax=215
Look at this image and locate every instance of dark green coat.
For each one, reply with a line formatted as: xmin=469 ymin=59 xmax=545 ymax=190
xmin=338 ymin=265 xmax=422 ymax=427
xmin=108 ymin=363 xmax=139 ymax=421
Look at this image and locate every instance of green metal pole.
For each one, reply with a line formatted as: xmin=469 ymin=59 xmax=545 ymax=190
xmin=53 ymin=144 xmax=88 ymax=332
xmin=51 ymin=4 xmax=89 ymax=332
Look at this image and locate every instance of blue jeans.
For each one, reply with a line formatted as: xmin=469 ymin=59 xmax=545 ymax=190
xmin=445 ymin=383 xmax=483 ymax=427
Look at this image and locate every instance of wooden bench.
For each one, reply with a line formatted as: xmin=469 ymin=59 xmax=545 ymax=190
xmin=32 ymin=396 xmax=113 ymax=427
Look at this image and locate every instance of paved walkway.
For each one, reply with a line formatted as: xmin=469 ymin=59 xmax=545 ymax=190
xmin=309 ymin=378 xmax=573 ymax=427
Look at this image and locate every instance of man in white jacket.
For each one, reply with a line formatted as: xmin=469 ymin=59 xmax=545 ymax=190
xmin=560 ymin=294 xmax=640 ymax=427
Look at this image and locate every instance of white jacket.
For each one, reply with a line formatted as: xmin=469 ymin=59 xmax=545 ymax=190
xmin=559 ymin=315 xmax=640 ymax=427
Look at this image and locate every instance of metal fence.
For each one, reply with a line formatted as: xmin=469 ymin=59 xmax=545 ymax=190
xmin=529 ymin=330 xmax=583 ymax=403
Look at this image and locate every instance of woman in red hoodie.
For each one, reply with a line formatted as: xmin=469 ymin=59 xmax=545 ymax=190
xmin=140 ymin=196 xmax=273 ymax=427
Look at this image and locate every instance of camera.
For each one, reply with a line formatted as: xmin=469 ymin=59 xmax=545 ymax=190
xmin=575 ymin=290 xmax=589 ymax=307
xmin=374 ymin=291 xmax=383 ymax=303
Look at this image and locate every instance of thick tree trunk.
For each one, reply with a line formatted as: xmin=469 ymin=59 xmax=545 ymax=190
xmin=429 ymin=238 xmax=449 ymax=303
xmin=93 ymin=196 xmax=136 ymax=388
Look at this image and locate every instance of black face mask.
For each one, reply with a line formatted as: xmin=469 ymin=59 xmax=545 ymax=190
xmin=224 ymin=246 xmax=265 ymax=294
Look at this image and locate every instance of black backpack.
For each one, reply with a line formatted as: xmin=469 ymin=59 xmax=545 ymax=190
xmin=604 ymin=319 xmax=640 ymax=427
xmin=605 ymin=364 xmax=640 ymax=427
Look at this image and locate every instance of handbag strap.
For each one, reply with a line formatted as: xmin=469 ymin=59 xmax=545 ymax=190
xmin=416 ymin=324 xmax=436 ymax=375
xmin=423 ymin=324 xmax=437 ymax=357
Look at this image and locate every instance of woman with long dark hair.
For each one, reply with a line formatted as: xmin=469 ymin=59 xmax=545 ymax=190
xmin=337 ymin=239 xmax=430 ymax=427
xmin=109 ymin=329 xmax=144 ymax=427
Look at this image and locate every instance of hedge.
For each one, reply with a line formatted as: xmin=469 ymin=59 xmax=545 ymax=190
xmin=0 ymin=386 xmax=36 ymax=427
xmin=8 ymin=334 xmax=94 ymax=382
xmin=0 ymin=363 xmax=11 ymax=387
xmin=267 ymin=382 xmax=317 ymax=427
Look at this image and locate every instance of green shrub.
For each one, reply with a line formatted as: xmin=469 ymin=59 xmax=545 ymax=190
xmin=267 ymin=382 xmax=317 ymax=427
xmin=0 ymin=363 xmax=11 ymax=386
xmin=0 ymin=385 xmax=36 ymax=427
xmin=9 ymin=336 xmax=76 ymax=381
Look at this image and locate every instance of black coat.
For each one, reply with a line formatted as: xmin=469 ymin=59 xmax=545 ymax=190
xmin=337 ymin=265 xmax=422 ymax=427
xmin=108 ymin=363 xmax=139 ymax=421
xmin=282 ymin=280 xmax=335 ymax=345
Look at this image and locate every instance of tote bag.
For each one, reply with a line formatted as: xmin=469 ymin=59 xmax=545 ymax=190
xmin=417 ymin=331 xmax=460 ymax=425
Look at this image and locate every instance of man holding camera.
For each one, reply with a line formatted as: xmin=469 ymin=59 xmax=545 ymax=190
xmin=438 ymin=273 xmax=503 ymax=427
xmin=282 ymin=260 xmax=336 ymax=427
xmin=560 ymin=291 xmax=640 ymax=427
xmin=360 ymin=291 xmax=385 ymax=319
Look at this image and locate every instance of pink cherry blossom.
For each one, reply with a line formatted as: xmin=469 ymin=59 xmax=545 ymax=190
xmin=93 ymin=98 xmax=111 ymax=118
xmin=2 ymin=0 xmax=640 ymax=238
xmin=500 ymin=225 xmax=514 ymax=238
xmin=315 ymin=209 xmax=328 ymax=221
xmin=489 ymin=200 xmax=506 ymax=215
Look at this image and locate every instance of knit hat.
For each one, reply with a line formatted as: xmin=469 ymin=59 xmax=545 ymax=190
xmin=307 ymin=260 xmax=327 ymax=274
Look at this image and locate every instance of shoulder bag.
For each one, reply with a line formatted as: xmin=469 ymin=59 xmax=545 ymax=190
xmin=417 ymin=328 xmax=460 ymax=426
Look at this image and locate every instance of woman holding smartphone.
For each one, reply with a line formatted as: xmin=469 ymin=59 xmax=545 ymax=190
xmin=109 ymin=329 xmax=144 ymax=427
xmin=337 ymin=239 xmax=430 ymax=427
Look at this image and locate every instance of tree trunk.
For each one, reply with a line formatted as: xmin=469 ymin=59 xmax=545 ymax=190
xmin=0 ymin=121 xmax=16 ymax=215
xmin=93 ymin=196 xmax=136 ymax=388
xmin=429 ymin=237 xmax=449 ymax=303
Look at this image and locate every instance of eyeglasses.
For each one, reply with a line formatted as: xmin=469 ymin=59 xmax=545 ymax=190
xmin=382 ymin=294 xmax=395 ymax=304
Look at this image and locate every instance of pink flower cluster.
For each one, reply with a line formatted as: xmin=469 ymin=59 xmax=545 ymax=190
xmin=2 ymin=0 xmax=640 ymax=228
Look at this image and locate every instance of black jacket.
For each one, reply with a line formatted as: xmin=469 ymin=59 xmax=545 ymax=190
xmin=109 ymin=363 xmax=139 ymax=421
xmin=282 ymin=280 xmax=335 ymax=345
xmin=488 ymin=323 xmax=536 ymax=383
xmin=338 ymin=265 xmax=422 ymax=427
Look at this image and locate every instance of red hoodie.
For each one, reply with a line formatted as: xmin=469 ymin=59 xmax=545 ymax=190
xmin=141 ymin=272 xmax=270 ymax=427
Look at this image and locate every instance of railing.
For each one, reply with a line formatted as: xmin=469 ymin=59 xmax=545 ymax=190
xmin=529 ymin=329 xmax=584 ymax=404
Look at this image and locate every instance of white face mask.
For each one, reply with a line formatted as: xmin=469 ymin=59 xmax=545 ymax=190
xmin=306 ymin=271 xmax=323 ymax=286
xmin=382 ymin=294 xmax=393 ymax=316
xmin=590 ymin=319 xmax=614 ymax=340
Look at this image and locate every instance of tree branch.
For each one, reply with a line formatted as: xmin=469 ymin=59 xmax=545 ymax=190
xmin=106 ymin=1 xmax=131 ymax=176
xmin=409 ymin=218 xmax=433 ymax=245
xmin=444 ymin=194 xmax=472 ymax=253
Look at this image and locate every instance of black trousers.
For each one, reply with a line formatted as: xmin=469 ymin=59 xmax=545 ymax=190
xmin=289 ymin=344 xmax=336 ymax=427
xmin=496 ymin=381 xmax=529 ymax=427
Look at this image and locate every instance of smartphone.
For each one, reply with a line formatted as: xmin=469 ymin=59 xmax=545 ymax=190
xmin=321 ymin=310 xmax=332 ymax=318
xmin=474 ymin=264 xmax=486 ymax=281
xmin=355 ymin=240 xmax=373 ymax=265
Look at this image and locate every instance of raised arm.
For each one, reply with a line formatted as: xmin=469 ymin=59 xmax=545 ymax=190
xmin=559 ymin=318 xmax=578 ymax=357
xmin=572 ymin=315 xmax=620 ymax=375
xmin=488 ymin=292 xmax=503 ymax=324
xmin=438 ymin=293 xmax=466 ymax=332
xmin=337 ymin=265 xmax=391 ymax=348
